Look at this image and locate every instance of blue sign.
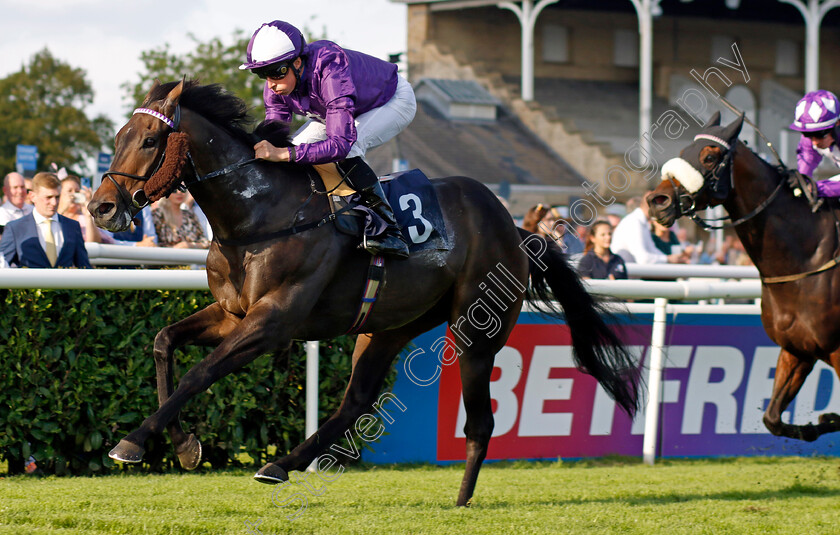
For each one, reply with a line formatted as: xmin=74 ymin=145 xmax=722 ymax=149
xmin=15 ymin=145 xmax=38 ymax=173
xmin=97 ymin=152 xmax=112 ymax=174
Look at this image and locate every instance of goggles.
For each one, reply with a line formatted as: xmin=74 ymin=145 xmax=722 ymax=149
xmin=804 ymin=128 xmax=835 ymax=140
xmin=252 ymin=63 xmax=291 ymax=80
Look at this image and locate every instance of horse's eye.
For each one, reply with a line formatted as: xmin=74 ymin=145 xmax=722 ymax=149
xmin=703 ymin=154 xmax=716 ymax=164
xmin=143 ymin=137 xmax=156 ymax=148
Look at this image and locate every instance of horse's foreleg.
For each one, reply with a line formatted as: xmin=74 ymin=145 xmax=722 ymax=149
xmin=152 ymin=303 xmax=241 ymax=469
xmin=763 ymin=349 xmax=824 ymax=441
xmin=110 ymin=300 xmax=287 ymax=466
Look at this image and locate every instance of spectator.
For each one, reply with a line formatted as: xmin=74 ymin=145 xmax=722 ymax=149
xmin=716 ymin=234 xmax=753 ymax=266
xmin=152 ymin=190 xmax=211 ymax=248
xmin=604 ymin=203 xmax=626 ymax=229
xmin=577 ymin=220 xmax=627 ymax=280
xmin=612 ymin=201 xmax=689 ymax=264
xmin=180 ymin=191 xmax=213 ymax=241
xmin=23 ymin=177 xmax=34 ymax=205
xmin=0 ymin=172 xmax=91 ymax=268
xmin=532 ymin=206 xmax=585 ymax=256
xmin=0 ymin=172 xmax=33 ymax=228
xmin=521 ymin=203 xmax=549 ymax=234
xmin=650 ymin=220 xmax=682 ymax=255
xmin=58 ymin=176 xmax=102 ymax=243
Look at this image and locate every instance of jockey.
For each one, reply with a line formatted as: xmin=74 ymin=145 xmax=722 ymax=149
xmin=241 ymin=20 xmax=415 ymax=258
xmin=790 ymin=89 xmax=840 ymax=198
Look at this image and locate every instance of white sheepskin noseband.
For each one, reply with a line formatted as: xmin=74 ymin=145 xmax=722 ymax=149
xmin=661 ymin=158 xmax=705 ymax=194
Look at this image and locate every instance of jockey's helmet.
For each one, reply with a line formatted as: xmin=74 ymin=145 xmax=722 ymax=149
xmin=239 ymin=21 xmax=306 ymax=71
xmin=790 ymin=89 xmax=840 ymax=132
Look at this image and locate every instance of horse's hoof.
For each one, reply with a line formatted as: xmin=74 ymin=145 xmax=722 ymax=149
xmin=109 ymin=440 xmax=145 ymax=463
xmin=819 ymin=413 xmax=840 ymax=426
xmin=175 ymin=434 xmax=202 ymax=471
xmin=254 ymin=463 xmax=289 ymax=484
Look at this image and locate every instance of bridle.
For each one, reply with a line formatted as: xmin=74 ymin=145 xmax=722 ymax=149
xmin=676 ymin=133 xmax=786 ymax=231
xmin=101 ymin=103 xmax=354 ymax=247
xmin=102 ymin=106 xmax=183 ymax=214
xmin=102 ymin=105 xmax=260 ymax=216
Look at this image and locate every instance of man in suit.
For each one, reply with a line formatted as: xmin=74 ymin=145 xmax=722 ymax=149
xmin=0 ymin=172 xmax=33 ymax=235
xmin=0 ymin=172 xmax=91 ymax=268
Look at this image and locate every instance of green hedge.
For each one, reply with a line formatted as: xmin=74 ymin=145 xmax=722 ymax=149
xmin=0 ymin=289 xmax=383 ymax=475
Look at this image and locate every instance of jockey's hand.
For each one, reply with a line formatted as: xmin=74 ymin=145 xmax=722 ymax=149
xmin=254 ymin=140 xmax=291 ymax=162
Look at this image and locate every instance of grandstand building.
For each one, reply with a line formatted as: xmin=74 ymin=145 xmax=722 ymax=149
xmin=374 ymin=0 xmax=840 ymax=215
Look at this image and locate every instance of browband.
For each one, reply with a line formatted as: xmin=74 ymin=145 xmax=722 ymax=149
xmin=133 ymin=107 xmax=178 ymax=129
xmin=694 ymin=133 xmax=730 ymax=150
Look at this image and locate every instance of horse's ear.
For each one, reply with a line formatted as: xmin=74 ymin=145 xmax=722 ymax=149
xmin=142 ymin=79 xmax=161 ymax=106
xmin=704 ymin=110 xmax=721 ymax=128
xmin=161 ymin=79 xmax=185 ymax=117
xmin=723 ymin=112 xmax=745 ymax=141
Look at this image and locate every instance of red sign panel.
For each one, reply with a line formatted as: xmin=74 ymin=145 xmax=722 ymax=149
xmin=436 ymin=324 xmax=642 ymax=461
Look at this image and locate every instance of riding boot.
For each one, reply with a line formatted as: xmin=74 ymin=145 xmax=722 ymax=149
xmin=337 ymin=157 xmax=410 ymax=258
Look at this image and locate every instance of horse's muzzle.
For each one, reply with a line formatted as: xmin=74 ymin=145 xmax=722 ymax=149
xmin=87 ymin=199 xmax=132 ymax=232
xmin=645 ymin=190 xmax=677 ymax=228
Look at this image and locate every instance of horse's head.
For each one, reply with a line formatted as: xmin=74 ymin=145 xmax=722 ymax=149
xmin=646 ymin=111 xmax=744 ymax=227
xmin=89 ymin=80 xmax=188 ymax=232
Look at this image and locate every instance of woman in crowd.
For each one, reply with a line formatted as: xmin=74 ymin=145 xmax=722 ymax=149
xmin=151 ymin=190 xmax=211 ymax=249
xmin=58 ymin=176 xmax=103 ymax=243
xmin=577 ymin=220 xmax=627 ymax=280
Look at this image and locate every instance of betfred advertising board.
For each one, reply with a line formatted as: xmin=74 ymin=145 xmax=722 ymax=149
xmin=362 ymin=306 xmax=840 ymax=464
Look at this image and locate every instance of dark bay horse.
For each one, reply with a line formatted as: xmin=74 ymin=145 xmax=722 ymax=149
xmin=88 ymin=80 xmax=639 ymax=506
xmin=647 ymin=111 xmax=840 ymax=442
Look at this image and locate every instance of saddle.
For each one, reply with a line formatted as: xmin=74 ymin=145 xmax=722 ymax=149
xmin=316 ymin=167 xmax=451 ymax=253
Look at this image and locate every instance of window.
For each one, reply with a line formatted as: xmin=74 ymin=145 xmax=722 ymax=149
xmin=542 ymin=24 xmax=569 ymax=63
xmin=775 ymin=39 xmax=800 ymax=76
xmin=711 ymin=35 xmax=735 ymax=63
xmin=614 ymin=29 xmax=638 ymax=68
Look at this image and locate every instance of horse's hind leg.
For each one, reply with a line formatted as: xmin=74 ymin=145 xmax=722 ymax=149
xmin=454 ymin=346 xmax=496 ymax=506
xmin=255 ymin=316 xmax=442 ymax=483
xmin=151 ymin=303 xmax=241 ymax=469
xmin=762 ymin=348 xmax=840 ymax=441
xmin=450 ymin=288 xmax=521 ymax=506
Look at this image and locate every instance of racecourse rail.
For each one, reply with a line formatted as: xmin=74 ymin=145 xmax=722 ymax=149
xmin=0 ymin=244 xmax=765 ymax=465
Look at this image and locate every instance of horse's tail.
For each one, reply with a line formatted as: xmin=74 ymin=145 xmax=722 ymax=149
xmin=517 ymin=228 xmax=641 ymax=416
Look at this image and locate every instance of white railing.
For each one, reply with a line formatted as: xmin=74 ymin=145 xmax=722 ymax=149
xmin=625 ymin=263 xmax=759 ymax=280
xmin=0 ymin=270 xmax=765 ymax=465
xmin=83 ymin=244 xmax=762 ymax=281
xmin=85 ymin=243 xmax=208 ymax=266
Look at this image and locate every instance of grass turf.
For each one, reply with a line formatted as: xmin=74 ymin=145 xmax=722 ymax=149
xmin=2 ymin=457 xmax=840 ymax=534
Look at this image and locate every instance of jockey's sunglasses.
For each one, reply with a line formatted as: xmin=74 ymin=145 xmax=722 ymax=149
xmin=804 ymin=128 xmax=835 ymax=140
xmin=253 ymin=63 xmax=291 ymax=80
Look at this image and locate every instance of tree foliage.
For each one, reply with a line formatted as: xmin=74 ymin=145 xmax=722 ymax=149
xmin=123 ymin=31 xmax=266 ymax=122
xmin=0 ymin=49 xmax=113 ymax=176
xmin=124 ymin=25 xmax=329 ymax=129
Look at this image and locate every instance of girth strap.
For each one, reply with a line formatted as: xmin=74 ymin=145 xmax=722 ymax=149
xmin=213 ymin=204 xmax=356 ymax=247
xmin=346 ymin=255 xmax=385 ymax=334
xmin=761 ymin=253 xmax=840 ymax=284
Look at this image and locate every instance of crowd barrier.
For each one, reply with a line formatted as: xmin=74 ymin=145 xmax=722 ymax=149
xmin=0 ymin=267 xmax=782 ymax=465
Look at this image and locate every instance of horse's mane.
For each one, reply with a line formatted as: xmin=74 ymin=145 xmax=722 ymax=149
xmin=146 ymin=80 xmax=292 ymax=147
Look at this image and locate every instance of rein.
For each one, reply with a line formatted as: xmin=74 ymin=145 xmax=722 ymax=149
xmin=689 ymin=172 xmax=786 ymax=230
xmin=108 ymin=104 xmax=355 ymax=246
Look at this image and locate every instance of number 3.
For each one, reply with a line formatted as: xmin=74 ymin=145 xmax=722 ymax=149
xmin=398 ymin=193 xmax=433 ymax=243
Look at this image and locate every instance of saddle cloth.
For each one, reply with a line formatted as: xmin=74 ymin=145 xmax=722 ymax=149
xmin=328 ymin=169 xmax=451 ymax=253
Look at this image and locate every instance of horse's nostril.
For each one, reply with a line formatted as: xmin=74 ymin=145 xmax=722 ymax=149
xmin=97 ymin=202 xmax=115 ymax=216
xmin=650 ymin=195 xmax=671 ymax=207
